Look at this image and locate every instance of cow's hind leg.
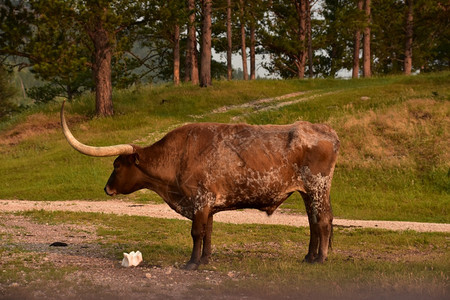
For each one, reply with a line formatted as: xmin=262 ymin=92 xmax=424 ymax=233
xmin=185 ymin=207 xmax=211 ymax=270
xmin=300 ymin=191 xmax=333 ymax=263
xmin=200 ymin=215 xmax=213 ymax=265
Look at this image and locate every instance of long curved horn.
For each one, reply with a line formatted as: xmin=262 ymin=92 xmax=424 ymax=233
xmin=61 ymin=101 xmax=135 ymax=157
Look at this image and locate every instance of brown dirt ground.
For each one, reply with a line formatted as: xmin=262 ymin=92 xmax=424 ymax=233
xmin=0 ymin=214 xmax=251 ymax=300
xmin=2 ymin=213 xmax=447 ymax=300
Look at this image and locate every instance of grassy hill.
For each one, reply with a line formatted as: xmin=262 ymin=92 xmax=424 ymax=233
xmin=0 ymin=73 xmax=449 ymax=222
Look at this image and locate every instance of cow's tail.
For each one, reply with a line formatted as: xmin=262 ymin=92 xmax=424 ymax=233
xmin=329 ymin=222 xmax=333 ymax=251
xmin=329 ymin=195 xmax=333 ymax=251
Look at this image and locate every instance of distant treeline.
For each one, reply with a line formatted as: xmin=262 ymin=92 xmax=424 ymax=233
xmin=0 ymin=0 xmax=448 ymax=116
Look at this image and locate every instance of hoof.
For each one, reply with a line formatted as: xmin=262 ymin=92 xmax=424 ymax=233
xmin=303 ymin=255 xmax=327 ymax=264
xmin=313 ymin=256 xmax=327 ymax=264
xmin=199 ymin=256 xmax=210 ymax=265
xmin=184 ymin=262 xmax=199 ymax=270
xmin=303 ymin=254 xmax=317 ymax=264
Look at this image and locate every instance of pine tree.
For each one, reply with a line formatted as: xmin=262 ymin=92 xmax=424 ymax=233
xmin=173 ymin=24 xmax=181 ymax=85
xmin=0 ymin=0 xmax=150 ymax=116
xmin=260 ymin=0 xmax=308 ymax=78
xmin=362 ymin=0 xmax=372 ymax=77
xmin=239 ymin=0 xmax=249 ymax=80
xmin=200 ymin=0 xmax=212 ymax=87
xmin=227 ymin=0 xmax=233 ymax=80
xmin=352 ymin=0 xmax=364 ymax=78
xmin=413 ymin=0 xmax=449 ymax=72
xmin=185 ymin=0 xmax=199 ymax=84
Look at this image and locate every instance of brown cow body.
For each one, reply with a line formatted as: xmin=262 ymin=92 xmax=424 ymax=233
xmin=61 ymin=103 xmax=339 ymax=269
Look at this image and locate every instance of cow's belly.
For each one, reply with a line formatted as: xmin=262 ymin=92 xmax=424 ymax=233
xmin=207 ymin=167 xmax=303 ymax=215
xmin=163 ymin=185 xmax=297 ymax=220
xmin=214 ymin=191 xmax=294 ymax=215
xmin=169 ymin=166 xmax=304 ymax=219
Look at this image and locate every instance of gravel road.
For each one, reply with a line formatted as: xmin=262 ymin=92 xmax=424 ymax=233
xmin=1 ymin=200 xmax=448 ymax=233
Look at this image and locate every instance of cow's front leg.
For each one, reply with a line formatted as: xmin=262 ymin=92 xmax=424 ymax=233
xmin=314 ymin=203 xmax=333 ymax=263
xmin=301 ymin=192 xmax=319 ymax=263
xmin=185 ymin=208 xmax=210 ymax=270
xmin=305 ymin=221 xmax=320 ymax=263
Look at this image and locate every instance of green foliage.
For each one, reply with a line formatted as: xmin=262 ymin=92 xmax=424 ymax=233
xmin=0 ymin=0 xmax=153 ymax=101
xmin=320 ymin=0 xmax=450 ymax=76
xmin=317 ymin=0 xmax=365 ymax=77
xmin=135 ymin=0 xmax=186 ymax=82
xmin=0 ymin=0 xmax=92 ymax=97
xmin=1 ymin=0 xmax=448 ymax=105
xmin=212 ymin=0 xmax=265 ymax=53
xmin=371 ymin=0 xmax=405 ymax=74
xmin=26 ymin=84 xmax=63 ymax=104
xmin=410 ymin=0 xmax=450 ymax=72
xmin=260 ymin=0 xmax=307 ymax=78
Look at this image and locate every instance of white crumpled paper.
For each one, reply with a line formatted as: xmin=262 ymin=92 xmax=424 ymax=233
xmin=121 ymin=251 xmax=143 ymax=267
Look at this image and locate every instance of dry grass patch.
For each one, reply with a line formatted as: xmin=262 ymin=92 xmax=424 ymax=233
xmin=334 ymin=98 xmax=449 ymax=169
xmin=0 ymin=113 xmax=87 ymax=146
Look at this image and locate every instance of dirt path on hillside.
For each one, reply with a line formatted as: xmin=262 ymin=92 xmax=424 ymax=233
xmin=189 ymin=90 xmax=342 ymax=121
xmin=1 ymin=200 xmax=448 ymax=233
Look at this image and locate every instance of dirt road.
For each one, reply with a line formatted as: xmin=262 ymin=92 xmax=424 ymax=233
xmin=1 ymin=200 xmax=448 ymax=232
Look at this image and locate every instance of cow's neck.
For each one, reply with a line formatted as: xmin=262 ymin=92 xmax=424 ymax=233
xmin=136 ymin=144 xmax=180 ymax=198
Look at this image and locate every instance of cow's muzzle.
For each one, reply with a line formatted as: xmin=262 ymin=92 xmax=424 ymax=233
xmin=104 ymin=186 xmax=116 ymax=196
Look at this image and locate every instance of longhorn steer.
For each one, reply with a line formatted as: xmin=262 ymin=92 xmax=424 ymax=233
xmin=61 ymin=102 xmax=340 ymax=269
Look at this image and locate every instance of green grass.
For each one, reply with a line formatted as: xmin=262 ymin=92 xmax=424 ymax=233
xmin=0 ymin=242 xmax=79 ymax=298
xmin=0 ymin=73 xmax=449 ymax=222
xmin=0 ymin=251 xmax=75 ymax=284
xmin=6 ymin=210 xmax=449 ymax=298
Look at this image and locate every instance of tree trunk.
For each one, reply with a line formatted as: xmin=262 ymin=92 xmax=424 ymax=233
xmin=200 ymin=0 xmax=212 ymax=87
xmin=67 ymin=85 xmax=74 ymax=102
xmin=363 ymin=0 xmax=371 ymax=78
xmin=404 ymin=0 xmax=413 ymax=75
xmin=306 ymin=0 xmax=313 ymax=78
xmin=173 ymin=24 xmax=180 ymax=86
xmin=294 ymin=0 xmax=307 ymax=79
xmin=352 ymin=0 xmax=363 ymax=78
xmin=239 ymin=0 xmax=248 ymax=80
xmin=185 ymin=0 xmax=199 ymax=84
xmin=227 ymin=0 xmax=233 ymax=80
xmin=89 ymin=23 xmax=114 ymax=116
xmin=250 ymin=25 xmax=256 ymax=80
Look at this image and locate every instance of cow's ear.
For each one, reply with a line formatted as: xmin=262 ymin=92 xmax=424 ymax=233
xmin=126 ymin=153 xmax=139 ymax=165
xmin=131 ymin=145 xmax=143 ymax=165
